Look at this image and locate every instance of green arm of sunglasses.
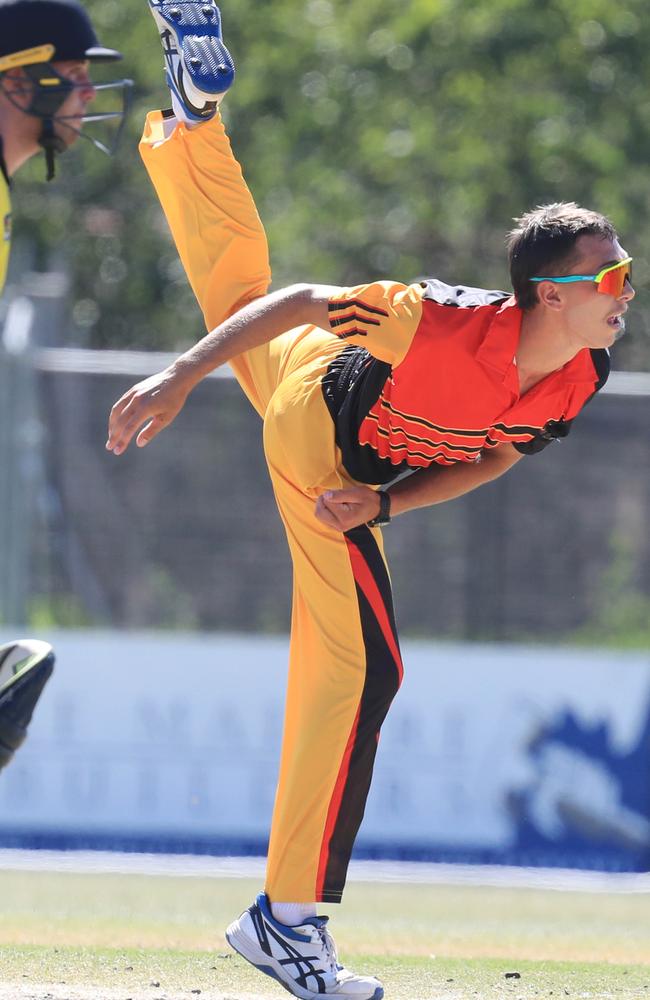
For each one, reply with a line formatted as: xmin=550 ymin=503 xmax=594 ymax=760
xmin=530 ymin=257 xmax=633 ymax=283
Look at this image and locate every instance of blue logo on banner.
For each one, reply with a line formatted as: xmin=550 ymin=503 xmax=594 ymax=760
xmin=507 ymin=698 xmax=650 ymax=871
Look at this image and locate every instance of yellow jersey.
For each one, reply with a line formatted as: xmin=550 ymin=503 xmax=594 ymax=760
xmin=0 ymin=146 xmax=11 ymax=297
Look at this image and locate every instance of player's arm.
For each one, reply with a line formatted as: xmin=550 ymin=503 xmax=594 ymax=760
xmin=315 ymin=443 xmax=524 ymax=531
xmin=106 ymin=283 xmax=338 ymax=455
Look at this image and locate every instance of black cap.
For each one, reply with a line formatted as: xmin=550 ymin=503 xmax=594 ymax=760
xmin=0 ymin=0 xmax=122 ymax=64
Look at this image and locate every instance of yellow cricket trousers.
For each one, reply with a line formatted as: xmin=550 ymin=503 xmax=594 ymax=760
xmin=140 ymin=111 xmax=403 ymax=903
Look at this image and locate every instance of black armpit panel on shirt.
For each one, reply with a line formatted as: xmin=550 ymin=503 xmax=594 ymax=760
xmin=322 ymin=345 xmax=408 ymax=485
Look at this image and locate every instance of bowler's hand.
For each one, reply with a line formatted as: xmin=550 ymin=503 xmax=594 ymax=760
xmin=315 ymin=486 xmax=382 ymax=532
xmin=106 ymin=368 xmax=191 ymax=455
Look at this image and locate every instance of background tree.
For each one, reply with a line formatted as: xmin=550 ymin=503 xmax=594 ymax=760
xmin=10 ymin=0 xmax=650 ymax=368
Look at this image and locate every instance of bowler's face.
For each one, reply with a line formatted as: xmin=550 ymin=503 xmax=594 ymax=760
xmin=559 ymin=233 xmax=634 ymax=350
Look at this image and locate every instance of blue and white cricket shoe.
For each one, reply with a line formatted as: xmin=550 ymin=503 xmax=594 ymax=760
xmin=148 ymin=0 xmax=235 ymax=122
xmin=0 ymin=639 xmax=55 ymax=773
xmin=226 ymin=892 xmax=384 ymax=1000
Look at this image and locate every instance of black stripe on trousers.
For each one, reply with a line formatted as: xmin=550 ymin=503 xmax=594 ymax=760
xmin=319 ymin=524 xmax=403 ymax=903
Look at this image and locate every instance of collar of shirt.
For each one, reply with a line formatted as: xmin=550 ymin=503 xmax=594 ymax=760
xmin=475 ymin=295 xmax=599 ymax=391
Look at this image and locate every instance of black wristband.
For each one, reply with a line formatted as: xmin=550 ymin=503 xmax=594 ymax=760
xmin=367 ymin=490 xmax=391 ymax=527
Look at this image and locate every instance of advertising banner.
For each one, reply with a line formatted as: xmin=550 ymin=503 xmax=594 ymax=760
xmin=1 ymin=631 xmax=648 ymax=870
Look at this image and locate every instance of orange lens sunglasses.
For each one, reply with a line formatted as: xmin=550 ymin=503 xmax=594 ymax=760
xmin=530 ymin=257 xmax=633 ymax=297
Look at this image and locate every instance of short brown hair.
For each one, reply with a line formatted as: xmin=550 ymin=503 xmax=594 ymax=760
xmin=507 ymin=202 xmax=617 ymax=310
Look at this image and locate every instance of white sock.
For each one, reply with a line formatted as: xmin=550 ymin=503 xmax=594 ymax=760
xmin=157 ymin=110 xmax=180 ymax=142
xmin=270 ymin=901 xmax=318 ymax=926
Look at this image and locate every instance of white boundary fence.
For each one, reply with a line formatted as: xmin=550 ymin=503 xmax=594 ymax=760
xmin=0 ymin=630 xmax=648 ymax=872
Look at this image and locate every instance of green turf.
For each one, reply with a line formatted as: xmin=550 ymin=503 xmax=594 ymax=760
xmin=1 ymin=946 xmax=649 ymax=1000
xmin=0 ymin=870 xmax=649 ymax=999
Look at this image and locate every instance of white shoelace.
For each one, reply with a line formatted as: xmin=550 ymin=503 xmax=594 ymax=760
xmin=313 ymin=923 xmax=342 ymax=980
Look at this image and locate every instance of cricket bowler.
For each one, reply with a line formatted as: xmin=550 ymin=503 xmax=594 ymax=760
xmin=106 ymin=4 xmax=634 ymax=997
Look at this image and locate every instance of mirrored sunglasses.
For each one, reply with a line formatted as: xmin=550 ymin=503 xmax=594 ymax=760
xmin=530 ymin=257 xmax=633 ymax=297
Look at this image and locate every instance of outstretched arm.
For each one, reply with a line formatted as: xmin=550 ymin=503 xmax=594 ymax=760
xmin=315 ymin=443 xmax=524 ymax=531
xmin=106 ymin=282 xmax=340 ymax=455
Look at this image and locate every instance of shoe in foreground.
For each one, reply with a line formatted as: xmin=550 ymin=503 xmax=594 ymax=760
xmin=148 ymin=0 xmax=235 ymax=121
xmin=0 ymin=639 xmax=55 ymax=772
xmin=226 ymin=892 xmax=384 ymax=1000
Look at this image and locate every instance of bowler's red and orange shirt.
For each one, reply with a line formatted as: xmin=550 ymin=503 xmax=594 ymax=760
xmin=323 ymin=279 xmax=609 ymax=485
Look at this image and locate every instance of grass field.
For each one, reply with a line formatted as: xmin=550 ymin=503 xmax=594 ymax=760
xmin=0 ymin=869 xmax=649 ymax=999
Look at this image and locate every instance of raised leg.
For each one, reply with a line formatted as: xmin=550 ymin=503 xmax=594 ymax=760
xmin=139 ymin=110 xmax=284 ymax=416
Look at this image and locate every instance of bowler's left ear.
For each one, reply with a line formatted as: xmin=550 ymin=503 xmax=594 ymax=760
xmin=535 ymin=279 xmax=564 ymax=311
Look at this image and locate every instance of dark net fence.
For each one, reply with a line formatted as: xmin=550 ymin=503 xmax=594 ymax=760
xmin=13 ymin=359 xmax=647 ymax=643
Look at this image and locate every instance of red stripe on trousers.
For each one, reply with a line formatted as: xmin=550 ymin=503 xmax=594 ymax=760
xmin=345 ymin=537 xmax=404 ymax=684
xmin=315 ymin=535 xmax=403 ymax=898
xmin=316 ymin=703 xmax=361 ymax=900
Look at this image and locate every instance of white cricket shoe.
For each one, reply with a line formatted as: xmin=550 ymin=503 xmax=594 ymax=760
xmin=148 ymin=0 xmax=235 ymax=122
xmin=0 ymin=639 xmax=55 ymax=772
xmin=226 ymin=892 xmax=384 ymax=1000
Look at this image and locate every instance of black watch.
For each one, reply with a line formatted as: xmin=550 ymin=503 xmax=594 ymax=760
xmin=367 ymin=490 xmax=391 ymax=527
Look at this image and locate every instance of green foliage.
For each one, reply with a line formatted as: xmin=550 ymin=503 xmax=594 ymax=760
xmin=136 ymin=565 xmax=200 ymax=630
xmin=9 ymin=0 xmax=650 ymax=367
xmin=27 ymin=593 xmax=98 ymax=629
xmin=570 ymin=531 xmax=650 ymax=647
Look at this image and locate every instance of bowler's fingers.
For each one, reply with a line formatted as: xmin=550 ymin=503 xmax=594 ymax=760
xmin=107 ymin=391 xmax=156 ymax=454
xmin=107 ymin=388 xmax=133 ymax=432
xmin=314 ymin=495 xmax=341 ymax=529
xmin=315 ymin=492 xmax=369 ymax=532
xmin=135 ymin=414 xmax=171 ymax=448
xmin=321 ymin=488 xmax=378 ymax=520
xmin=324 ymin=488 xmax=364 ymax=505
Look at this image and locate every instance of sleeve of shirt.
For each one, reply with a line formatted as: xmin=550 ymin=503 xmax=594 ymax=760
xmin=327 ymin=280 xmax=424 ymax=367
xmin=513 ymin=418 xmax=573 ymax=455
xmin=513 ymin=348 xmax=610 ymax=456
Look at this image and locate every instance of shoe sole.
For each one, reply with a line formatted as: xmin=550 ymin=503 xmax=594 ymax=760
xmin=225 ymin=921 xmax=384 ymax=1000
xmin=149 ymin=0 xmax=234 ymax=104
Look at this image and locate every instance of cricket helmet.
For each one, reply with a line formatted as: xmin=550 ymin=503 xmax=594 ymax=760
xmin=0 ymin=0 xmax=132 ymax=179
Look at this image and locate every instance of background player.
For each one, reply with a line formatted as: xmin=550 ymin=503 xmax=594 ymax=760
xmin=0 ymin=0 xmax=130 ymax=774
xmin=106 ymin=3 xmax=634 ymax=998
